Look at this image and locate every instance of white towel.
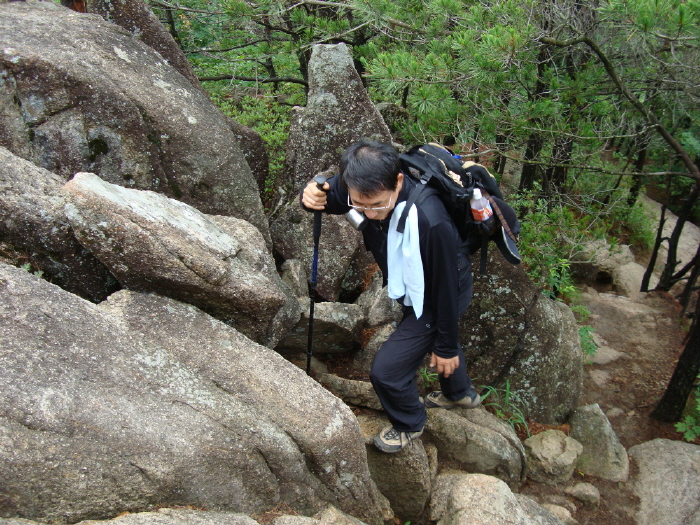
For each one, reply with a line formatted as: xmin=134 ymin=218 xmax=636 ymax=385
xmin=387 ymin=201 xmax=425 ymax=318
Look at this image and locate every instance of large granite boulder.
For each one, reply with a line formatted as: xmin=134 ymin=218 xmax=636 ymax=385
xmin=0 ymin=2 xmax=269 ymax=243
xmin=629 ymin=439 xmax=700 ymax=525
xmin=429 ymin=473 xmax=564 ymax=525
xmin=86 ymin=0 xmax=205 ymax=93
xmin=425 ymin=407 xmax=526 ymax=489
xmin=0 ymin=509 xmax=259 ymax=525
xmin=0 ymin=263 xmax=384 ymax=524
xmin=0 ymin=146 xmax=117 ymax=301
xmin=271 ymin=43 xmax=392 ymax=300
xmin=62 ymin=172 xmax=297 ymax=346
xmin=460 ymin=252 xmax=583 ymax=424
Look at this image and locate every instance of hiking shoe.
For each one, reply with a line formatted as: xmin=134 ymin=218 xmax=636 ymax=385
xmin=373 ymin=425 xmax=424 ymax=453
xmin=424 ymin=390 xmax=482 ymax=409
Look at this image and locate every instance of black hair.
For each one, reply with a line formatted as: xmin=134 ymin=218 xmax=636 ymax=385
xmin=339 ymin=139 xmax=400 ymax=196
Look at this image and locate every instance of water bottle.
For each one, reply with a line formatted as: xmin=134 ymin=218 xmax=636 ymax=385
xmin=470 ymin=188 xmax=493 ymax=222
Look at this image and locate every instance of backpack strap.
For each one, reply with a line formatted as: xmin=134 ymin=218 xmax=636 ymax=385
xmin=396 ymin=181 xmax=433 ymax=233
xmin=480 ymin=227 xmax=489 ymax=275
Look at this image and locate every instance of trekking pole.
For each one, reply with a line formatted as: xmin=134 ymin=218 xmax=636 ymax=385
xmin=306 ymin=174 xmax=326 ymax=375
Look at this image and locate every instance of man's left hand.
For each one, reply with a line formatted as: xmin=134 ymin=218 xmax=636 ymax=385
xmin=430 ymin=353 xmax=460 ymax=378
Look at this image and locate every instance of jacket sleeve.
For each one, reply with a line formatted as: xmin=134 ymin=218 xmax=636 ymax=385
xmin=299 ymin=174 xmax=351 ymax=215
xmin=424 ymin=219 xmax=462 ymax=358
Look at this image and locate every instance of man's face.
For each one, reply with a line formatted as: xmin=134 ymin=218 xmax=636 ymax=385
xmin=348 ymin=173 xmax=404 ymax=221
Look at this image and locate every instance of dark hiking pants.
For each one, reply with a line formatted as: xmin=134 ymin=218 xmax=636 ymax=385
xmin=370 ymin=278 xmax=474 ymax=433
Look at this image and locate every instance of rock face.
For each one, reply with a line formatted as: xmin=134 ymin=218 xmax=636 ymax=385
xmin=276 ymin=300 xmax=364 ymax=355
xmin=0 ymin=2 xmax=269 ymax=242
xmin=629 ymin=439 xmax=700 ymax=525
xmin=425 ymin=407 xmax=526 ymax=489
xmin=19 ymin=509 xmax=259 ymax=525
xmin=86 ymin=0 xmax=205 ymax=93
xmin=282 ymin=43 xmax=392 ymax=194
xmin=569 ymin=404 xmax=629 ymax=482
xmin=0 ymin=263 xmax=384 ymax=524
xmin=0 ymin=146 xmax=117 ymax=301
xmin=460 ymin=253 xmax=583 ymax=424
xmin=62 ymin=173 xmax=298 ymax=346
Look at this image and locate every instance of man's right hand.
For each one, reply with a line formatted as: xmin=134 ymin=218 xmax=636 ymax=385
xmin=301 ymin=179 xmax=330 ymax=210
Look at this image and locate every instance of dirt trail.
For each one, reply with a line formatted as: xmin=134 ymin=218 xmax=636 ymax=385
xmin=520 ymin=198 xmax=698 ymax=525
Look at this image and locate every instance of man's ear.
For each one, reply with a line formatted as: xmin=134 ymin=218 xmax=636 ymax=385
xmin=396 ymin=172 xmax=404 ymax=192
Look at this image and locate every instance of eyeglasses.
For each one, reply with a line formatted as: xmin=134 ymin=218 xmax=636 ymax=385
xmin=347 ymin=194 xmax=393 ymax=212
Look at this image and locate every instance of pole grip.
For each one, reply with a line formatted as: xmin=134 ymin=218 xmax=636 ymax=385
xmin=312 ymin=174 xmax=326 ymax=240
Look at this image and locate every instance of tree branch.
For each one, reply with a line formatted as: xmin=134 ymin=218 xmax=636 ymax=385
xmin=150 ymin=0 xmax=225 ymax=15
xmin=185 ymin=40 xmax=277 ymax=55
xmin=539 ymin=35 xmax=700 ymax=182
xmin=198 ymin=74 xmax=308 ymax=87
xmin=297 ymin=0 xmax=416 ymax=31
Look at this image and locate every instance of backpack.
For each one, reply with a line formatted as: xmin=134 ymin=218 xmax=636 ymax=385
xmin=396 ymin=143 xmax=521 ymax=274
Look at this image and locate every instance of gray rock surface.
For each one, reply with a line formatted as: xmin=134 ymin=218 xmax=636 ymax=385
xmin=0 ymin=146 xmax=116 ymax=301
xmin=282 ymin=43 xmax=392 ymax=194
xmin=569 ymin=404 xmax=629 ymax=482
xmin=564 ymin=483 xmax=600 ymax=508
xmin=539 ymin=505 xmax=575 ymax=525
xmin=523 ymin=430 xmax=583 ymax=485
xmin=280 ymin=259 xmax=308 ymax=299
xmin=629 ymin=438 xmax=700 ymax=525
xmin=0 ymin=263 xmax=384 ymax=524
xmin=276 ymin=300 xmax=364 ymax=355
xmin=86 ymin=0 xmax=205 ymax=93
xmin=355 ymin=271 xmax=403 ymax=328
xmin=430 ymin=473 xmax=556 ymax=525
xmin=358 ymin=415 xmax=431 ymax=523
xmin=425 ymin=407 xmax=526 ymax=489
xmin=571 ymin=239 xmax=635 ymax=288
xmin=513 ymin=496 xmax=567 ymax=525
xmin=353 ymin=323 xmax=395 ymax=373
xmin=461 ymin=253 xmax=583 ymax=424
xmin=0 ymin=509 xmax=258 ymax=525
xmin=317 ymin=375 xmax=382 ymax=410
xmin=62 ymin=172 xmax=297 ymax=346
xmin=0 ymin=2 xmax=269 ymax=242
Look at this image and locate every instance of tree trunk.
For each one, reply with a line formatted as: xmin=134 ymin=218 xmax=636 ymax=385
xmin=519 ymin=133 xmax=544 ymax=191
xmin=655 ymin=184 xmax=700 ymax=291
xmin=651 ymin=315 xmax=700 ymax=422
xmin=641 ymin=205 xmax=666 ymax=293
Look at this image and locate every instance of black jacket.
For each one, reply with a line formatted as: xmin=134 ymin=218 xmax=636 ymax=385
xmin=303 ymin=174 xmax=472 ymax=358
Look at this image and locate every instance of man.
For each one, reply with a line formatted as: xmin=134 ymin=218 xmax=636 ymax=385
xmin=301 ymin=139 xmax=481 ymax=453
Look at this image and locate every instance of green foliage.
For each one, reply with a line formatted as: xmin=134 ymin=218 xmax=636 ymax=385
xmin=675 ymin=375 xmax=700 ymax=442
xmin=480 ymin=380 xmax=530 ymax=437
xmin=209 ymin=92 xmax=294 ymax=200
xmin=418 ymin=367 xmax=439 ymax=389
xmin=578 ymin=325 xmax=598 ymax=358
xmin=509 ymin=188 xmax=598 ymax=300
xmin=20 ymin=262 xmax=43 ymax=279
